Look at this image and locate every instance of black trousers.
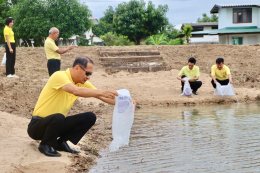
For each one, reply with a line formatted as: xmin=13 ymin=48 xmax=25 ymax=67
xmin=47 ymin=59 xmax=61 ymax=76
xmin=181 ymin=76 xmax=202 ymax=92
xmin=211 ymin=79 xmax=229 ymax=88
xmin=27 ymin=112 xmax=96 ymax=148
xmin=5 ymin=43 xmax=16 ymax=75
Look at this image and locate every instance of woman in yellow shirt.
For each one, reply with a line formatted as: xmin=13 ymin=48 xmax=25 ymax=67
xmin=3 ymin=17 xmax=18 ymax=78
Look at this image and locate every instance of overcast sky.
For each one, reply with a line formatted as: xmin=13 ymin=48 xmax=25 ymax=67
xmin=81 ymin=0 xmax=260 ymax=25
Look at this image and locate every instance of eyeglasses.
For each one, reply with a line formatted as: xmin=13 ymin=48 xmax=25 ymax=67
xmin=79 ymin=65 xmax=92 ymax=77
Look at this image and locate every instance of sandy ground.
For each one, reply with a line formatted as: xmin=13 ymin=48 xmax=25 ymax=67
xmin=0 ymin=45 xmax=260 ymax=172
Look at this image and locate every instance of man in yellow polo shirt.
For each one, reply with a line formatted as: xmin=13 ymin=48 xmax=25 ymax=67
xmin=177 ymin=57 xmax=202 ymax=95
xmin=44 ymin=27 xmax=75 ymax=76
xmin=211 ymin=57 xmax=233 ymax=88
xmin=27 ymin=56 xmax=118 ymax=157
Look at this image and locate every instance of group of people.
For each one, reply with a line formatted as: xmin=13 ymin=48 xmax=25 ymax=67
xmin=3 ymin=16 xmax=233 ymax=158
xmin=177 ymin=57 xmax=233 ymax=95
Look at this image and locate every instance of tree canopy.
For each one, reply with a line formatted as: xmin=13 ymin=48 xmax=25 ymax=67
xmin=114 ymin=0 xmax=168 ymax=44
xmin=2 ymin=0 xmax=92 ymax=46
xmin=197 ymin=13 xmax=218 ymax=23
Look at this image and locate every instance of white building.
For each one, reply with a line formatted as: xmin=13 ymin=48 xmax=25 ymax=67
xmin=187 ymin=22 xmax=219 ymax=44
xmin=192 ymin=4 xmax=260 ymax=45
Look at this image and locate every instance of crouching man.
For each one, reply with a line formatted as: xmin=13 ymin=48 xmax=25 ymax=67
xmin=27 ymin=56 xmax=117 ymax=157
xmin=177 ymin=57 xmax=202 ymax=95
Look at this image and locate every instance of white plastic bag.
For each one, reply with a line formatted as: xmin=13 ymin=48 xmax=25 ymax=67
xmin=215 ymin=82 xmax=235 ymax=96
xmin=1 ymin=53 xmax=6 ymax=66
xmin=181 ymin=77 xmax=192 ymax=96
xmin=109 ymin=89 xmax=135 ymax=152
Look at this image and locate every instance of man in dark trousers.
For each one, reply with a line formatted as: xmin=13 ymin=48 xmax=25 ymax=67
xmin=177 ymin=57 xmax=202 ymax=95
xmin=27 ymin=56 xmax=117 ymax=157
xmin=44 ymin=27 xmax=76 ymax=76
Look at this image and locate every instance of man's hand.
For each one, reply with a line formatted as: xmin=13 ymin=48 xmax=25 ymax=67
xmin=68 ymin=45 xmax=77 ymax=50
xmin=9 ymin=48 xmax=13 ymax=53
xmin=100 ymin=90 xmax=118 ymax=99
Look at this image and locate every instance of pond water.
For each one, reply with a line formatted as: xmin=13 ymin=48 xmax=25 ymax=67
xmin=90 ymin=103 xmax=260 ymax=173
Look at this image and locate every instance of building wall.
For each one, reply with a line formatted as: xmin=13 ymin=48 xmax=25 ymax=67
xmin=203 ymin=26 xmax=213 ymax=31
xmin=219 ymin=34 xmax=260 ymax=45
xmin=219 ymin=7 xmax=260 ymax=28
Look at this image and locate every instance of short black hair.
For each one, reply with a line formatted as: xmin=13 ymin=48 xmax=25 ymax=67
xmin=5 ymin=17 xmax=13 ymax=26
xmin=216 ymin=57 xmax=224 ymax=64
xmin=73 ymin=56 xmax=94 ymax=68
xmin=188 ymin=57 xmax=196 ymax=64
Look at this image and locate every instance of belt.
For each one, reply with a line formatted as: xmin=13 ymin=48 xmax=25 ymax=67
xmin=31 ymin=116 xmax=43 ymax=120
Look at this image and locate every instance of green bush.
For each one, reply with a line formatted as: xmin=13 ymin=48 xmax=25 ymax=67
xmin=168 ymin=38 xmax=183 ymax=45
xmin=145 ymin=34 xmax=168 ymax=45
xmin=101 ymin=32 xmax=134 ymax=46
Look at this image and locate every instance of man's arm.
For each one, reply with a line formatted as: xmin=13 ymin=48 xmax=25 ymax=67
xmin=5 ymin=35 xmax=13 ymax=53
xmin=62 ymin=83 xmax=117 ymax=100
xmin=228 ymin=74 xmax=233 ymax=84
xmin=56 ymin=45 xmax=76 ymax=54
xmin=98 ymin=96 xmax=115 ymax=105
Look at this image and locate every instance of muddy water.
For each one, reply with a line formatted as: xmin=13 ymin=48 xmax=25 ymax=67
xmin=90 ymin=103 xmax=260 ymax=173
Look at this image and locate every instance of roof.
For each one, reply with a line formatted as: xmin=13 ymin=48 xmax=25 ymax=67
xmin=211 ymin=4 xmax=260 ymax=13
xmin=183 ymin=22 xmax=218 ymax=27
xmin=192 ymin=26 xmax=260 ymax=35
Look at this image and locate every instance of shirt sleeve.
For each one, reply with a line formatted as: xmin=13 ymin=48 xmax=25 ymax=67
xmin=178 ymin=67 xmax=185 ymax=77
xmin=49 ymin=72 xmax=72 ymax=90
xmin=4 ymin=27 xmax=11 ymax=37
xmin=195 ymin=66 xmax=200 ymax=77
xmin=211 ymin=65 xmax=215 ymax=77
xmin=46 ymin=40 xmax=59 ymax=52
xmin=225 ymin=66 xmax=231 ymax=75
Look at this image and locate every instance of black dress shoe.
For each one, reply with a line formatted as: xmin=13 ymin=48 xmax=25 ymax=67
xmin=192 ymin=91 xmax=198 ymax=95
xmin=56 ymin=141 xmax=80 ymax=154
xmin=38 ymin=143 xmax=61 ymax=157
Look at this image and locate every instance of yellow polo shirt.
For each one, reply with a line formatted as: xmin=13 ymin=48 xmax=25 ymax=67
xmin=33 ymin=69 xmax=96 ymax=117
xmin=44 ymin=37 xmax=61 ymax=60
xmin=4 ymin=26 xmax=15 ymax=43
xmin=178 ymin=65 xmax=200 ymax=78
xmin=211 ymin=64 xmax=231 ymax=80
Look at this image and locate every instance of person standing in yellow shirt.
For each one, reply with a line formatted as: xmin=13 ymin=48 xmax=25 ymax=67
xmin=211 ymin=57 xmax=233 ymax=88
xmin=177 ymin=57 xmax=202 ymax=95
xmin=44 ymin=27 xmax=76 ymax=76
xmin=3 ymin=17 xmax=18 ymax=78
xmin=27 ymin=56 xmax=118 ymax=157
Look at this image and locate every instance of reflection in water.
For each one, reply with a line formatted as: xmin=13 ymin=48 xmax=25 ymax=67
xmin=90 ymin=103 xmax=260 ymax=173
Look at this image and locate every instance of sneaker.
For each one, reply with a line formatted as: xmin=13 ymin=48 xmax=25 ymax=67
xmin=6 ymin=74 xmax=13 ymax=78
xmin=12 ymin=74 xmax=19 ymax=78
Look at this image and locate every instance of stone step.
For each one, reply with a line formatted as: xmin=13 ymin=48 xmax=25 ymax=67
xmin=105 ymin=63 xmax=166 ymax=73
xmin=99 ymin=50 xmax=160 ymax=57
xmin=100 ymin=55 xmax=163 ymax=64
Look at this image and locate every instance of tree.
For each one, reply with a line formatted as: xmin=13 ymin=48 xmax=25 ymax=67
xmin=197 ymin=13 xmax=218 ymax=23
xmin=10 ymin=0 xmax=92 ymax=46
xmin=46 ymin=0 xmax=92 ymax=39
xmin=113 ymin=0 xmax=168 ymax=45
xmin=92 ymin=6 xmax=115 ymax=37
xmin=10 ymin=0 xmax=50 ymax=46
xmin=0 ymin=0 xmax=12 ymax=43
xmin=100 ymin=32 xmax=133 ymax=46
xmin=182 ymin=24 xmax=192 ymax=44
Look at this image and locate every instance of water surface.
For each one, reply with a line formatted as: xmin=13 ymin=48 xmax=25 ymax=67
xmin=90 ymin=103 xmax=260 ymax=173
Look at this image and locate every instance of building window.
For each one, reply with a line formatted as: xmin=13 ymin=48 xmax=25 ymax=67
xmin=233 ymin=8 xmax=252 ymax=23
xmin=232 ymin=37 xmax=243 ymax=45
